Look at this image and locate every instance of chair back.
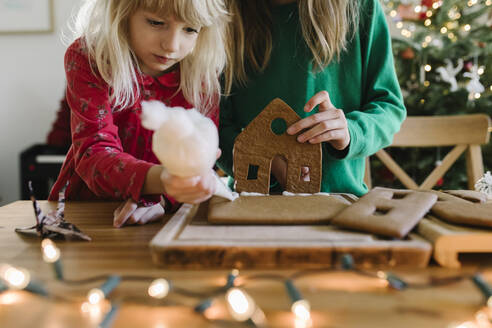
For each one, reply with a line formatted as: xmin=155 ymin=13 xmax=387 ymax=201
xmin=364 ymin=114 xmax=491 ymax=190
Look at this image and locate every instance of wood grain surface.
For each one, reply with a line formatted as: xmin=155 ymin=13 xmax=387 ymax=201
xmin=1 ymin=201 xmax=492 ymax=328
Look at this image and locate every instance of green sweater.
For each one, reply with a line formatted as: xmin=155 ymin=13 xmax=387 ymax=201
xmin=217 ymin=0 xmax=406 ymax=196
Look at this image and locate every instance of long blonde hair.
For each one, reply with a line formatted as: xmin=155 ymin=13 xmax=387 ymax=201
xmin=224 ymin=0 xmax=359 ymax=89
xmin=72 ymin=0 xmax=229 ymax=114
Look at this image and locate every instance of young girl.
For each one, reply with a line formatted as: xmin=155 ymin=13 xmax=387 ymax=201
xmin=49 ymin=0 xmax=229 ymax=227
xmin=218 ymin=0 xmax=406 ymax=196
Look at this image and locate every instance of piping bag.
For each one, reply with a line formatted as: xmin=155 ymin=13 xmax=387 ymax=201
xmin=141 ymin=100 xmax=236 ymax=201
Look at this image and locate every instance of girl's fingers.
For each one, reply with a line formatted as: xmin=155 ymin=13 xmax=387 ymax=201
xmin=113 ymin=202 xmax=124 ymax=217
xmin=303 ymin=91 xmax=335 ymax=112
xmin=297 ymin=118 xmax=345 ymax=142
xmin=216 ymin=148 xmax=222 ymax=159
xmin=113 ymin=199 xmax=138 ymax=228
xmin=287 ymin=110 xmax=339 ymax=135
xmin=307 ymin=129 xmax=347 ymax=145
xmin=137 ymin=204 xmax=165 ymax=225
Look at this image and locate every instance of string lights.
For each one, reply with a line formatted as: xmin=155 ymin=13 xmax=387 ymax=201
xmin=377 ymin=271 xmax=408 ymax=290
xmin=87 ymin=275 xmax=121 ymax=305
xmin=284 ymin=279 xmax=312 ymax=324
xmin=0 ymin=263 xmax=48 ymax=296
xmin=99 ymin=303 xmax=120 ymax=328
xmin=148 ymin=278 xmax=170 ymax=299
xmin=0 ymin=264 xmax=30 ymax=290
xmin=2 ymin=249 xmax=492 ymax=327
xmin=471 ymin=274 xmax=492 ymax=308
xmin=41 ymin=239 xmax=63 ymax=280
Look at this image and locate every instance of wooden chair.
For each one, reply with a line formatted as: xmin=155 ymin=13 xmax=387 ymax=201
xmin=365 ymin=114 xmax=491 ymax=190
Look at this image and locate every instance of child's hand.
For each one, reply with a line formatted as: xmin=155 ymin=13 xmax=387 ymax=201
xmin=113 ymin=199 xmax=165 ymax=228
xmin=161 ymin=169 xmax=216 ymax=204
xmin=286 ymin=91 xmax=350 ymax=151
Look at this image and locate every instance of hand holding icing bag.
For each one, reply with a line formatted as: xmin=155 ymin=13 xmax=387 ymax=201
xmin=141 ymin=100 xmax=235 ymax=201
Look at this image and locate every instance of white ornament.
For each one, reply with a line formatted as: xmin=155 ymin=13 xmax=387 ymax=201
xmin=463 ymin=64 xmax=485 ymax=94
xmin=141 ymin=100 xmax=236 ymax=201
xmin=436 ymin=59 xmax=463 ymax=92
xmin=474 ymin=171 xmax=492 ymax=200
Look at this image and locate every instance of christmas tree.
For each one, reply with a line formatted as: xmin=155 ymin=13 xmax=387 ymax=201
xmin=375 ymin=0 xmax=492 ymax=189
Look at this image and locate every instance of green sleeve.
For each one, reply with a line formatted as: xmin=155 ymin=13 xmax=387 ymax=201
xmin=342 ymin=0 xmax=406 ymax=160
xmin=217 ymin=95 xmax=239 ymax=177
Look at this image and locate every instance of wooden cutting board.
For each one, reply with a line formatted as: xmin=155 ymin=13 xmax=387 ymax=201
xmin=150 ymin=201 xmax=432 ymax=269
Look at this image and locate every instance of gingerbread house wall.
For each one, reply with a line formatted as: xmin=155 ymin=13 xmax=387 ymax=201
xmin=233 ymin=98 xmax=322 ymax=194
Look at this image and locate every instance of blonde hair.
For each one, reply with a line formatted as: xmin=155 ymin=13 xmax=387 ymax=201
xmin=225 ymin=0 xmax=359 ymax=89
xmin=72 ymin=0 xmax=229 ymax=114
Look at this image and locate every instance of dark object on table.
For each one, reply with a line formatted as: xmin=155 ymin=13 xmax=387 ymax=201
xmin=20 ymin=144 xmax=68 ymax=200
xmin=15 ymin=182 xmax=91 ymax=241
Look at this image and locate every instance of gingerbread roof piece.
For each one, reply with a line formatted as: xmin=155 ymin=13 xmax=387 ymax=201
xmin=233 ymin=98 xmax=322 ymax=194
xmin=331 ymin=188 xmax=438 ymax=238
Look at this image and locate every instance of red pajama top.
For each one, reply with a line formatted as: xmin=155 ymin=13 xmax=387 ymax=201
xmin=48 ymin=38 xmax=218 ymax=204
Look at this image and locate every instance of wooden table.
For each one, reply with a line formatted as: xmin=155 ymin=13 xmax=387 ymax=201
xmin=0 ymin=201 xmax=491 ymax=328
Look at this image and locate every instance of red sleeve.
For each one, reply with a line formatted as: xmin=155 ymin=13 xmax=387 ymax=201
xmin=65 ymin=40 xmax=153 ymax=202
xmin=46 ymin=95 xmax=72 ymax=147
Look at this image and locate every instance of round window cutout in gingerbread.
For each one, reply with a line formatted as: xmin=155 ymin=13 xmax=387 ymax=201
xmin=271 ymin=117 xmax=287 ymax=135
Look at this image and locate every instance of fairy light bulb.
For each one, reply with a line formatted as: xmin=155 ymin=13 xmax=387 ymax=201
xmin=284 ymin=279 xmax=311 ymax=324
xmin=225 ymin=269 xmax=239 ymax=289
xmin=389 ymin=10 xmax=397 ymax=17
xmin=424 ymin=19 xmax=432 ymax=26
xmin=424 ymin=65 xmax=432 ymax=72
xmin=88 ymin=288 xmax=105 ymax=305
xmin=87 ymin=275 xmax=121 ymax=305
xmin=292 ymin=299 xmax=311 ymax=322
xmin=440 ymin=27 xmax=448 ymax=34
xmin=463 ymin=24 xmax=471 ymax=31
xmin=377 ymin=271 xmax=407 ymax=290
xmin=414 ymin=5 xmax=422 ymax=13
xmin=41 ymin=239 xmax=60 ymax=263
xmin=0 ymin=264 xmax=30 ymax=289
xmin=41 ymin=239 xmax=63 ymax=280
xmin=226 ymin=288 xmax=255 ymax=321
xmin=148 ymin=279 xmax=170 ymax=299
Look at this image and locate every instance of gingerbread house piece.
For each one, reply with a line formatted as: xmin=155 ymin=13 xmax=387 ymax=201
xmin=233 ymin=98 xmax=322 ymax=194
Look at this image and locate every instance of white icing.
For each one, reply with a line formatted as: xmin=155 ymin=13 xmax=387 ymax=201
xmin=239 ymin=192 xmax=268 ymax=196
xmin=237 ymin=191 xmax=331 ymax=197
xmin=282 ymin=191 xmax=331 ymax=196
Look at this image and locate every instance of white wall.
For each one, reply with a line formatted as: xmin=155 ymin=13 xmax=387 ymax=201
xmin=0 ymin=0 xmax=82 ymax=205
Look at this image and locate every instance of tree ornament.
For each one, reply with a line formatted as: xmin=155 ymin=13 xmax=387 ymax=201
xmin=400 ymin=47 xmax=415 ymax=59
xmin=475 ymin=171 xmax=492 ymax=199
xmin=463 ymin=64 xmax=485 ymax=95
xmin=436 ymin=59 xmax=464 ymax=92
xmin=397 ymin=4 xmax=420 ymax=20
